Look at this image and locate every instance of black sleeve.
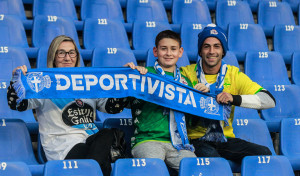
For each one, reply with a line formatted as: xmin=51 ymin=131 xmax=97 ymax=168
xmin=7 ymin=81 xmax=28 ymax=111
xmin=105 ymin=98 xmax=130 ymax=114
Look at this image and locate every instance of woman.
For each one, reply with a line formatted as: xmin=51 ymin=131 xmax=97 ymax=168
xmin=7 ymin=35 xmax=126 ymax=176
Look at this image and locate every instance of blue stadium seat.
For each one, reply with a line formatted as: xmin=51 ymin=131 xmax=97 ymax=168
xmin=36 ymin=47 xmax=85 ymax=68
xmin=205 ymin=0 xmax=219 ymax=11
xmin=282 ymin=0 xmax=299 ymax=12
xmin=81 ymin=0 xmax=124 ymax=22
xmin=280 ymin=118 xmax=300 ymax=170
xmin=258 ymin=1 xmax=295 ymax=37
xmin=172 ymin=0 xmax=211 ymax=24
xmin=91 ymin=47 xmax=137 ymax=67
xmin=33 ymin=0 xmax=77 ymax=20
xmin=43 ymin=159 xmax=103 ymax=176
xmin=232 ymin=118 xmax=276 ymax=155
xmin=0 ymin=15 xmax=29 ymax=48
xmin=179 ymin=157 xmax=232 ymax=176
xmin=132 ymin=21 xmax=172 ymax=51
xmin=83 ymin=19 xmax=130 ymax=50
xmin=0 ymin=47 xmax=36 ymax=123
xmin=180 ymin=23 xmax=207 ymax=61
xmin=222 ymin=51 xmax=239 ymax=68
xmin=261 ymin=84 xmax=300 ymax=132
xmin=233 ymin=106 xmax=260 ymax=120
xmin=126 ymin=0 xmax=168 ymax=23
xmin=111 ymin=158 xmax=169 ymax=176
xmin=0 ymin=162 xmax=32 ymax=176
xmin=292 ymin=52 xmax=300 ymax=85
xmin=244 ymin=0 xmax=278 ymax=12
xmin=32 ymin=15 xmax=80 ymax=49
xmin=273 ymin=24 xmax=300 ymax=64
xmin=245 ymin=51 xmax=291 ymax=87
xmin=228 ymin=23 xmax=269 ymax=62
xmin=241 ymin=155 xmax=294 ymax=176
xmin=103 ymin=117 xmax=134 ymax=157
xmin=0 ymin=119 xmax=38 ymax=164
xmin=216 ymin=0 xmax=254 ymax=32
xmin=0 ymin=0 xmax=26 ymax=20
xmin=146 ymin=48 xmax=190 ymax=67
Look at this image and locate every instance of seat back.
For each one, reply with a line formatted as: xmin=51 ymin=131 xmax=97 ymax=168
xmin=222 ymin=51 xmax=239 ymax=68
xmin=228 ymin=23 xmax=268 ymax=61
xmin=146 ymin=48 xmax=190 ymax=67
xmin=83 ymin=19 xmax=130 ymax=50
xmin=291 ymin=52 xmax=300 ymax=85
xmin=81 ymin=0 xmax=124 ymax=22
xmin=258 ymin=1 xmax=295 ymax=37
xmin=179 ymin=157 xmax=232 ymax=176
xmin=126 ymin=0 xmax=168 ymax=23
xmin=33 ymin=0 xmax=77 ymax=20
xmin=92 ymin=47 xmax=137 ymax=67
xmin=241 ymin=155 xmax=294 ymax=176
xmin=233 ymin=118 xmax=276 ymax=155
xmin=132 ymin=21 xmax=172 ymax=50
xmin=0 ymin=0 xmax=26 ymax=20
xmin=0 ymin=15 xmax=29 ymax=47
xmin=172 ymin=0 xmax=211 ymax=24
xmin=0 ymin=161 xmax=31 ymax=176
xmin=282 ymin=0 xmax=299 ymax=12
xmin=245 ymin=51 xmax=290 ymax=87
xmin=273 ymin=24 xmax=300 ymax=64
xmin=0 ymin=119 xmax=38 ymax=164
xmin=233 ymin=106 xmax=260 ymax=120
xmin=32 ymin=15 xmax=80 ymax=49
xmin=43 ymin=159 xmax=103 ymax=176
xmin=0 ymin=47 xmax=36 ymax=122
xmin=111 ymin=158 xmax=170 ymax=176
xmin=244 ymin=0 xmax=278 ymax=12
xmin=216 ymin=0 xmax=254 ymax=32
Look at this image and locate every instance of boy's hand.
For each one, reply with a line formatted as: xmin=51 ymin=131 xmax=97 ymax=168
xmin=12 ymin=65 xmax=27 ymax=76
xmin=123 ymin=62 xmax=148 ymax=75
xmin=216 ymin=92 xmax=233 ymax=104
xmin=194 ymin=83 xmax=210 ymax=93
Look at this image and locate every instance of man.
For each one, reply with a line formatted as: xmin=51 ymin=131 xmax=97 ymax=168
xmin=181 ymin=24 xmax=276 ymax=163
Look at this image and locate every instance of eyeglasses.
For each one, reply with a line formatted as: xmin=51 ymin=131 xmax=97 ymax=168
xmin=56 ymin=50 xmax=77 ymax=58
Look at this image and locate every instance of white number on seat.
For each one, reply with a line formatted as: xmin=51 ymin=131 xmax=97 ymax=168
xmin=139 ymin=0 xmax=148 ymax=3
xmin=196 ymin=158 xmax=210 ymax=165
xmin=193 ymin=24 xmax=203 ymax=30
xmin=0 ymin=82 xmax=7 ymax=89
xmin=236 ymin=119 xmax=248 ymax=126
xmin=132 ymin=159 xmax=146 ymax=167
xmin=63 ymin=161 xmax=78 ymax=169
xmin=119 ymin=118 xmax=132 ymax=126
xmin=107 ymin=48 xmax=117 ymax=54
xmin=0 ymin=14 xmax=4 ymax=20
xmin=258 ymin=156 xmax=270 ymax=163
xmin=1 ymin=119 xmax=6 ymax=127
xmin=47 ymin=16 xmax=57 ymax=22
xmin=146 ymin=21 xmax=156 ymax=27
xmin=269 ymin=1 xmax=277 ymax=7
xmin=0 ymin=162 xmax=7 ymax=170
xmin=98 ymin=19 xmax=107 ymax=25
xmin=258 ymin=52 xmax=268 ymax=58
xmin=295 ymin=119 xmax=300 ymax=125
xmin=274 ymin=85 xmax=285 ymax=91
xmin=184 ymin=0 xmax=192 ymax=3
xmin=228 ymin=0 xmax=236 ymax=6
xmin=240 ymin=24 xmax=248 ymax=30
xmin=0 ymin=46 xmax=8 ymax=53
xmin=285 ymin=25 xmax=294 ymax=31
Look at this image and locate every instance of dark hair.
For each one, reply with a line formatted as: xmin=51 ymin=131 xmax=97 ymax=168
xmin=155 ymin=30 xmax=182 ymax=48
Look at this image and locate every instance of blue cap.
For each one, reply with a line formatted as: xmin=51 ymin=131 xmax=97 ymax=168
xmin=198 ymin=24 xmax=228 ymax=56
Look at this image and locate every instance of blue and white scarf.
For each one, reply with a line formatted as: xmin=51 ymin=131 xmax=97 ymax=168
xmin=196 ymin=59 xmax=231 ymax=142
xmin=154 ymin=61 xmax=194 ymax=151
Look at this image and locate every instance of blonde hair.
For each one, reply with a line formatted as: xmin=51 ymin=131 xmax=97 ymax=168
xmin=47 ymin=35 xmax=81 ymax=68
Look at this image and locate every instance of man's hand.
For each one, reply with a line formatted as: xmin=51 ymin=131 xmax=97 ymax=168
xmin=194 ymin=83 xmax=210 ymax=93
xmin=12 ymin=65 xmax=27 ymax=76
xmin=216 ymin=92 xmax=233 ymax=104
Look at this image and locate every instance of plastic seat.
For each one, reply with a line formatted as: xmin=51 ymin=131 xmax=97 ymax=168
xmin=222 ymin=51 xmax=239 ymax=68
xmin=83 ymin=19 xmax=130 ymax=50
xmin=233 ymin=106 xmax=260 ymax=120
xmin=258 ymin=1 xmax=295 ymax=37
xmin=179 ymin=157 xmax=232 ymax=176
xmin=81 ymin=0 xmax=124 ymax=22
xmin=0 ymin=119 xmax=38 ymax=164
xmin=0 ymin=15 xmax=29 ymax=47
xmin=126 ymin=0 xmax=168 ymax=23
xmin=180 ymin=23 xmax=207 ymax=61
xmin=273 ymin=24 xmax=300 ymax=64
xmin=0 ymin=162 xmax=32 ymax=176
xmin=245 ymin=0 xmax=278 ymax=12
xmin=43 ymin=159 xmax=103 ymax=176
xmin=216 ymin=1 xmax=254 ymax=32
xmin=91 ymin=47 xmax=137 ymax=67
xmin=103 ymin=117 xmax=134 ymax=157
xmin=33 ymin=0 xmax=77 ymax=20
xmin=232 ymin=118 xmax=276 ymax=155
xmin=32 ymin=15 xmax=80 ymax=49
xmin=0 ymin=0 xmax=26 ymax=20
xmin=36 ymin=47 xmax=85 ymax=68
xmin=282 ymin=0 xmax=299 ymax=12
xmin=241 ymin=155 xmax=294 ymax=176
xmin=291 ymin=52 xmax=300 ymax=85
xmin=245 ymin=51 xmax=291 ymax=87
xmin=228 ymin=23 xmax=269 ymax=62
xmin=145 ymin=48 xmax=190 ymax=67
xmin=261 ymin=84 xmax=300 ymax=132
xmin=0 ymin=47 xmax=36 ymax=123
xmin=280 ymin=118 xmax=300 ymax=170
xmin=172 ymin=0 xmax=211 ymax=24
xmin=111 ymin=158 xmax=170 ymax=176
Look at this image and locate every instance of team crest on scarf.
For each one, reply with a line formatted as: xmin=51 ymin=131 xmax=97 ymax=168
xmin=26 ymin=72 xmax=51 ymax=93
xmin=200 ymin=97 xmax=220 ymax=115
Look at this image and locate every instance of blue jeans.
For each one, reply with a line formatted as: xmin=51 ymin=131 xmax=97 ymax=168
xmin=190 ymin=138 xmax=272 ymax=163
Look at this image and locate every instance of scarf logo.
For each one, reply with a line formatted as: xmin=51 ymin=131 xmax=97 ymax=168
xmin=26 ymin=72 xmax=51 ymax=93
xmin=200 ymin=97 xmax=220 ymax=115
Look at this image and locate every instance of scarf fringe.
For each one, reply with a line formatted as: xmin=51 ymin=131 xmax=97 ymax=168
xmin=12 ymin=69 xmax=26 ymax=106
